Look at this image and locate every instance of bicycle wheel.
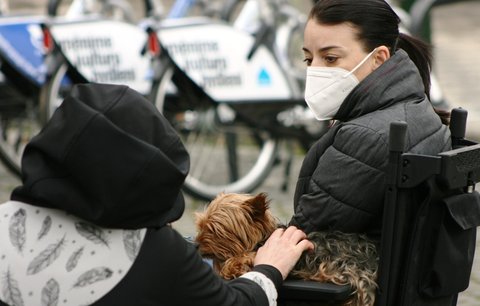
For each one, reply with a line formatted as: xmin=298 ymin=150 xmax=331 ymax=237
xmin=151 ymin=65 xmax=279 ymax=201
xmin=0 ymin=83 xmax=41 ymax=176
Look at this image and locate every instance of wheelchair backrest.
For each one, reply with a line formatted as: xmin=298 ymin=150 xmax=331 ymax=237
xmin=376 ymin=108 xmax=480 ymax=306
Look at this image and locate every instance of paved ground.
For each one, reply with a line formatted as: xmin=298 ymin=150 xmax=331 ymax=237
xmin=1 ymin=0 xmax=480 ymax=305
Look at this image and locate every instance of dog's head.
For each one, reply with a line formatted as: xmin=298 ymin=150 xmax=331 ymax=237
xmin=195 ymin=192 xmax=278 ymax=278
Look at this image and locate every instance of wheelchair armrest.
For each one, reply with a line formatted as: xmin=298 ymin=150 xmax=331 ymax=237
xmin=279 ymin=279 xmax=352 ymax=302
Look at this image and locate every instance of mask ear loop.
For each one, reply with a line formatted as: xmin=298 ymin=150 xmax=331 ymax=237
xmin=344 ymin=48 xmax=378 ymax=78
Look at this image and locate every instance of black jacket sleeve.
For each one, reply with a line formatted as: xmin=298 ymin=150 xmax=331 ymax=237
xmin=167 ymin=227 xmax=274 ymax=305
xmin=95 ymin=226 xmax=280 ymax=306
xmin=164 ymin=226 xmax=284 ymax=305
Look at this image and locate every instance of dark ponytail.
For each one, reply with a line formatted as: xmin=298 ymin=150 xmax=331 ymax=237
xmin=395 ymin=33 xmax=432 ymax=99
xmin=309 ymin=0 xmax=450 ymax=125
xmin=396 ymin=33 xmax=450 ymax=125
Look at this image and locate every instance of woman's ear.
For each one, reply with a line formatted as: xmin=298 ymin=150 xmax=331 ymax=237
xmin=372 ymin=45 xmax=391 ymax=69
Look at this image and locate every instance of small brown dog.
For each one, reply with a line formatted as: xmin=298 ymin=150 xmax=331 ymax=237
xmin=195 ymin=192 xmax=378 ymax=306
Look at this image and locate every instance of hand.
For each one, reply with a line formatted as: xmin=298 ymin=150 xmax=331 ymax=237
xmin=254 ymin=226 xmax=314 ymax=280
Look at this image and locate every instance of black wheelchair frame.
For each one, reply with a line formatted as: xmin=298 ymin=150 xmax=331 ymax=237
xmin=279 ymin=107 xmax=480 ymax=306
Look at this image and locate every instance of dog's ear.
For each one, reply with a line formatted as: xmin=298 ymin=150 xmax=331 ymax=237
xmin=246 ymin=193 xmax=270 ymax=220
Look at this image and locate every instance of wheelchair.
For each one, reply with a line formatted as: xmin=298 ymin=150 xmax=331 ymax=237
xmin=279 ymin=107 xmax=480 ymax=306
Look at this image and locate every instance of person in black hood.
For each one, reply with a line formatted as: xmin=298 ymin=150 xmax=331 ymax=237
xmin=0 ymin=83 xmax=313 ymax=306
xmin=290 ymin=0 xmax=451 ymax=239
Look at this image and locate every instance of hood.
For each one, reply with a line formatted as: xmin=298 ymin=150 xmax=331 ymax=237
xmin=11 ymin=83 xmax=190 ymax=229
xmin=335 ymin=49 xmax=426 ymax=121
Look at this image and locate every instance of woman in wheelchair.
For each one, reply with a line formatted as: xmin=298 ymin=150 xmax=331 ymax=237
xmin=285 ymin=2 xmax=480 ymax=305
xmin=290 ymin=0 xmax=451 ymax=240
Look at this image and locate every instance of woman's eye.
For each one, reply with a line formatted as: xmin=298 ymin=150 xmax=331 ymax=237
xmin=324 ymin=56 xmax=338 ymax=64
xmin=303 ymin=58 xmax=312 ymax=66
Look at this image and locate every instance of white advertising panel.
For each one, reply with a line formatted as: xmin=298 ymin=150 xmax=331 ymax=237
xmin=51 ymin=20 xmax=151 ymax=95
xmin=158 ymin=21 xmax=293 ymax=102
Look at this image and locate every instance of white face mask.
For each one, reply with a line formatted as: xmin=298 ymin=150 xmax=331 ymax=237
xmin=304 ymin=49 xmax=377 ymax=121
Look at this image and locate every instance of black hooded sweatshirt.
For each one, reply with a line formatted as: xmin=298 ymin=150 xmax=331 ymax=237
xmin=0 ymin=83 xmax=281 ymax=306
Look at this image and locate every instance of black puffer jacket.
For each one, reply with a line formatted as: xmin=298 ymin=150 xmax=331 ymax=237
xmin=289 ymin=50 xmax=451 ymax=238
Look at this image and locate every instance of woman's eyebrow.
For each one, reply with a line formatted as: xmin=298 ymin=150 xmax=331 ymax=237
xmin=302 ymin=45 xmax=342 ymax=53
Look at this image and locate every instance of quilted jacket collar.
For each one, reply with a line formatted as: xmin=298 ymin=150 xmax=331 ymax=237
xmin=335 ymin=49 xmax=426 ymax=122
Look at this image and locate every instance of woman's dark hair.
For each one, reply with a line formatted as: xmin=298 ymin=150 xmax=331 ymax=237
xmin=309 ymin=0 xmax=450 ymax=124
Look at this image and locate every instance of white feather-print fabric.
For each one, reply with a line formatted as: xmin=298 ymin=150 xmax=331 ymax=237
xmin=240 ymin=271 xmax=278 ymax=306
xmin=0 ymin=201 xmax=146 ymax=306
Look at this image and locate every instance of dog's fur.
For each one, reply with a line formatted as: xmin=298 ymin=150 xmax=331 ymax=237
xmin=195 ymin=192 xmax=378 ymax=306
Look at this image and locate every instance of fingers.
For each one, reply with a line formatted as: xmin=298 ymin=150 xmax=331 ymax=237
xmin=282 ymin=226 xmax=307 ymax=242
xmin=254 ymin=226 xmax=313 ymax=280
xmin=269 ymin=227 xmax=286 ymax=239
xmin=283 ymin=226 xmax=314 ymax=253
xmin=296 ymin=238 xmax=315 ymax=252
xmin=267 ymin=226 xmax=312 ymax=251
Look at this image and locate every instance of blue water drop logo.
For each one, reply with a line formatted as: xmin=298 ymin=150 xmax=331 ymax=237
xmin=258 ymin=68 xmax=271 ymax=86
